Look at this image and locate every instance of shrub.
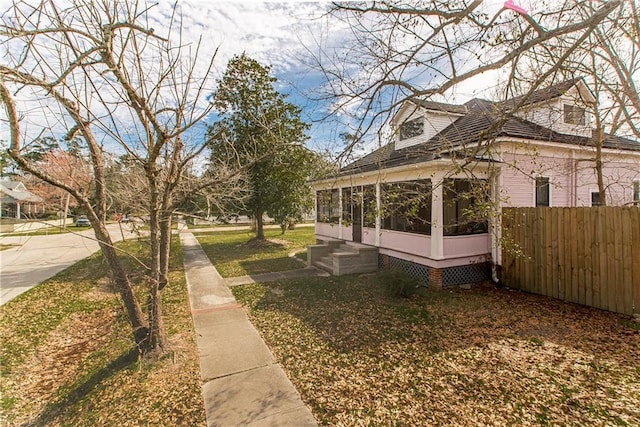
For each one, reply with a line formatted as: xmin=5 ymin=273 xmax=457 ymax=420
xmin=376 ymin=268 xmax=419 ymax=298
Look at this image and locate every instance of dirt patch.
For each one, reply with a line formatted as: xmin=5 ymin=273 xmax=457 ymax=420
xmin=242 ymin=237 xmax=289 ymax=249
xmin=7 ymin=308 xmax=118 ymax=425
xmin=81 ymin=278 xmax=116 ymax=301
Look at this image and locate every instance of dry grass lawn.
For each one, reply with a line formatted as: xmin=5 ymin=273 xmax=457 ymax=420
xmin=0 ymin=238 xmax=205 ymax=426
xmin=195 ymin=227 xmax=314 ymax=277
xmin=233 ymin=276 xmax=640 ymax=426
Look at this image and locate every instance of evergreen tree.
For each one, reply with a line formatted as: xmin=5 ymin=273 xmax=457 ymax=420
xmin=209 ymin=53 xmax=313 ymax=238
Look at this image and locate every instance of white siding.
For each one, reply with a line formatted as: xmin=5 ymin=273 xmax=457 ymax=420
xmin=395 ymin=108 xmax=461 ymax=150
xmin=514 ymin=86 xmax=592 ymax=137
xmin=514 ymin=100 xmax=556 ymax=129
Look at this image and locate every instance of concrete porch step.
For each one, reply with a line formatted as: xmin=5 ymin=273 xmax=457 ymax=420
xmin=308 ymin=238 xmax=379 ymax=276
xmin=313 ymin=260 xmax=333 ymax=273
xmin=334 ymin=262 xmax=378 ymax=276
xmin=338 ymin=243 xmax=356 ymax=253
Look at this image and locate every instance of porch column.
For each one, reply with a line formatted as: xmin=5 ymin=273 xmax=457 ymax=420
xmin=375 ymin=182 xmax=381 ymax=246
xmin=16 ymin=202 xmax=21 ymax=219
xmin=430 ymin=176 xmax=444 ymax=260
xmin=338 ymin=187 xmax=343 ymax=239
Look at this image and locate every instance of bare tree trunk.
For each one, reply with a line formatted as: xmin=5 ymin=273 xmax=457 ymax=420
xmin=147 ymin=276 xmax=165 ymax=353
xmin=63 ymin=192 xmax=70 ymax=227
xmin=147 ymin=184 xmax=167 ymax=353
xmin=151 ymin=211 xmax=171 ymax=355
xmin=93 ymin=221 xmax=150 ymax=349
xmin=255 ymin=207 xmax=265 ymax=239
xmin=158 ymin=212 xmax=172 ymax=291
xmin=595 ymin=127 xmax=607 ymax=206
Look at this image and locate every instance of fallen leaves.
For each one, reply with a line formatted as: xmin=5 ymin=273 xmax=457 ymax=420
xmin=0 ymin=238 xmax=205 ymax=426
xmin=233 ymin=279 xmax=640 ymax=426
xmin=5 ymin=309 xmax=119 ymax=423
xmin=195 ymin=227 xmax=316 ymax=277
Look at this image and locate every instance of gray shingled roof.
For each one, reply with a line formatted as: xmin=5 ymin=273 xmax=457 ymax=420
xmin=413 ymin=99 xmax=468 ymax=114
xmin=339 ymin=80 xmax=639 ymax=175
xmin=0 ymin=180 xmax=44 ymax=203
xmin=501 ymin=78 xmax=586 ymax=110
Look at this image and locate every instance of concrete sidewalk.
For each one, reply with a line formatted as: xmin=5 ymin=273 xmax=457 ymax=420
xmin=180 ymin=231 xmax=316 ymax=426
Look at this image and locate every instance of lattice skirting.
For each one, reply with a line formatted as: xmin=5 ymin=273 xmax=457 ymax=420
xmin=378 ymin=254 xmax=490 ymax=287
xmin=442 ymin=262 xmax=491 ymax=286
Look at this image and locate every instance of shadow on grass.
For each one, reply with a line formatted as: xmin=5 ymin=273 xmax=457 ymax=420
xmin=235 ymin=276 xmax=434 ymax=353
xmin=242 ymin=238 xmax=287 ymax=249
xmin=237 ymin=276 xmax=640 ymax=364
xmin=199 ymin=240 xmax=286 ymax=264
xmin=27 ymin=348 xmax=139 ymax=426
xmin=238 ymin=257 xmax=305 ymax=276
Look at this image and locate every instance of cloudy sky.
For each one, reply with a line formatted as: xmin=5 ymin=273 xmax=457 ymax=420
xmin=0 ymin=0 xmax=355 ymax=152
xmin=1 ymin=0 xmax=505 ymax=154
xmin=146 ymin=1 xmax=350 ymax=152
xmin=142 ymin=1 xmax=503 ymax=151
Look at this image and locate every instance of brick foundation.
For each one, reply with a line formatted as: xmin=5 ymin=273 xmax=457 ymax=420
xmin=428 ymin=267 xmax=443 ymax=289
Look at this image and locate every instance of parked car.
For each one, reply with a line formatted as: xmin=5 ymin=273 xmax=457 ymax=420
xmin=120 ymin=214 xmax=141 ymax=223
xmin=75 ymin=215 xmax=91 ymax=227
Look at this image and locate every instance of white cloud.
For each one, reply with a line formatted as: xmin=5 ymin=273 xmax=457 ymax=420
xmin=145 ymin=1 xmax=334 ymax=78
xmin=0 ymin=1 xmax=344 ymax=147
xmin=0 ymin=0 xmax=520 ymax=153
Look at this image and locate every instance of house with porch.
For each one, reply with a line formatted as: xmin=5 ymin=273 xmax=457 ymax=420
xmin=0 ymin=179 xmax=45 ymax=219
xmin=309 ymin=78 xmax=640 ymax=287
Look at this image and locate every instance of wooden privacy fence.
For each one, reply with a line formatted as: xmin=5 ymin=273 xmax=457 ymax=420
xmin=501 ymin=207 xmax=640 ymax=315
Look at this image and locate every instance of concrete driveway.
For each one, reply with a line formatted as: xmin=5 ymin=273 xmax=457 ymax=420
xmin=0 ymin=223 xmax=138 ymax=306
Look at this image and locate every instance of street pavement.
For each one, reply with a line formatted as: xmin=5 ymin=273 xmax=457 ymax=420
xmin=0 ymin=223 xmax=138 ymax=305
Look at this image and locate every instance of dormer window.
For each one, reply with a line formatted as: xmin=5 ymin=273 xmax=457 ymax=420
xmin=563 ymin=104 xmax=585 ymax=125
xmin=399 ymin=116 xmax=424 ymax=140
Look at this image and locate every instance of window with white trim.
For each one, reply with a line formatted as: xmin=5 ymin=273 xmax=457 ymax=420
xmin=563 ymin=104 xmax=586 ymax=125
xmin=341 ymin=187 xmax=352 ymax=222
xmin=535 ymin=177 xmax=550 ymax=207
xmin=399 ymin=117 xmax=424 ymax=140
xmin=443 ymin=179 xmax=489 ymax=236
xmin=362 ymin=185 xmax=377 ymax=228
xmin=591 ymin=191 xmax=601 ymax=207
xmin=381 ymin=179 xmax=432 ymax=235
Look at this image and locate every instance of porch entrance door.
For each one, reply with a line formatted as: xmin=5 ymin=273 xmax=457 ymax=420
xmin=352 ymin=187 xmax=362 ymax=243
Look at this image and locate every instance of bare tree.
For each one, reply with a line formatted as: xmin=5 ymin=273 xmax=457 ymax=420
xmin=0 ymin=0 xmax=239 ymax=355
xmin=25 ymin=149 xmax=91 ymax=219
xmin=508 ymin=0 xmax=640 ymax=205
xmin=313 ymin=0 xmax=622 ymax=158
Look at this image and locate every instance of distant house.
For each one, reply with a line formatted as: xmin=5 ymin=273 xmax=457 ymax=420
xmin=0 ymin=180 xmax=45 ymax=219
xmin=310 ymin=78 xmax=640 ymax=287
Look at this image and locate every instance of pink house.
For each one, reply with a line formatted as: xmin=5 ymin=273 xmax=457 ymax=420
xmin=310 ymin=79 xmax=640 ymax=287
